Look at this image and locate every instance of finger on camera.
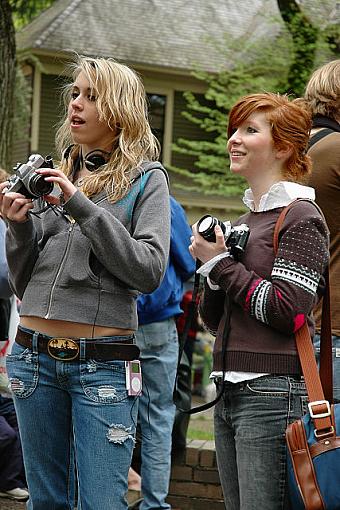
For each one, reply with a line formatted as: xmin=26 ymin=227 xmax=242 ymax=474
xmin=7 ymin=202 xmax=33 ymax=221
xmin=10 ymin=198 xmax=33 ymax=211
xmin=3 ymin=191 xmax=30 ymax=201
xmin=215 ymin=225 xmax=226 ymax=242
xmin=43 ymin=194 xmax=60 ymax=205
xmin=35 ymin=167 xmax=58 ymax=175
xmin=0 ymin=181 xmax=10 ymax=193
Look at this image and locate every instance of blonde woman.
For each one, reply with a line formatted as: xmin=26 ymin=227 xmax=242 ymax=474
xmin=0 ymin=56 xmax=170 ymax=510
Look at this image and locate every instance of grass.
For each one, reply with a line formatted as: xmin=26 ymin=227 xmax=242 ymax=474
xmin=187 ymin=427 xmax=214 ymax=441
xmin=187 ymin=410 xmax=215 ymax=441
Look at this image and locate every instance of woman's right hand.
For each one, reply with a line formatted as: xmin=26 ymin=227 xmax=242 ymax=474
xmin=0 ymin=182 xmax=34 ymax=223
xmin=189 ymin=222 xmax=228 ymax=263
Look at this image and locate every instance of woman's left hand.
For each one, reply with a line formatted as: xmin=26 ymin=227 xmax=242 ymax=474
xmin=189 ymin=223 xmax=228 ymax=264
xmin=35 ymin=168 xmax=77 ymax=204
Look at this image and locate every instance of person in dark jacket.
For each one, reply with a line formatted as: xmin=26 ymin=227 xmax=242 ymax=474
xmin=134 ymin=196 xmax=195 ymax=510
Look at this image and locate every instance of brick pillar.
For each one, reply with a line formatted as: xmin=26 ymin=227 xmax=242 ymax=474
xmin=167 ymin=440 xmax=224 ymax=509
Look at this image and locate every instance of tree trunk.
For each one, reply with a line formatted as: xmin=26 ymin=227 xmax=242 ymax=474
xmin=277 ymin=0 xmax=318 ymax=96
xmin=0 ymin=1 xmax=16 ymax=169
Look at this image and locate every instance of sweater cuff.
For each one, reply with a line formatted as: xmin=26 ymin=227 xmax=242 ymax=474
xmin=197 ymin=252 xmax=230 ymax=277
xmin=210 ymin=255 xmax=235 ymax=283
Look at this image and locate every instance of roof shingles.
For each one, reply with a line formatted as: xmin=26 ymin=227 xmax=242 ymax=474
xmin=17 ymin=0 xmax=339 ymax=72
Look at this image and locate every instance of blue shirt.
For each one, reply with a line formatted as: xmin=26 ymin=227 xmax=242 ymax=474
xmin=137 ymin=196 xmax=195 ymax=325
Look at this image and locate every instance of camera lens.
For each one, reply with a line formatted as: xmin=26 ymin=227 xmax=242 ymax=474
xmin=28 ymin=173 xmax=53 ymax=198
xmin=198 ymin=216 xmax=215 ymax=233
xmin=197 ymin=215 xmax=226 ymax=242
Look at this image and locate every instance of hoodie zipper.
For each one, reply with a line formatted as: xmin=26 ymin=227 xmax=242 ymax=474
xmin=44 ymin=216 xmax=76 ymax=319
xmin=44 ymin=196 xmax=108 ymax=319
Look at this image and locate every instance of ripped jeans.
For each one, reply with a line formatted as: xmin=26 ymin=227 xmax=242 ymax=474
xmin=6 ymin=330 xmax=138 ymax=510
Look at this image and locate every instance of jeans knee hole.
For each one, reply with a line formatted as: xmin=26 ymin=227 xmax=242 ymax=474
xmin=106 ymin=424 xmax=135 ymax=444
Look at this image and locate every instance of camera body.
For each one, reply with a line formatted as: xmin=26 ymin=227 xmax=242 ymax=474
xmin=6 ymin=154 xmax=54 ymax=200
xmin=197 ymin=214 xmax=250 ymax=257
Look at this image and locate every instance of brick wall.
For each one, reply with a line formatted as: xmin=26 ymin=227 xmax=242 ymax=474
xmin=168 ymin=440 xmax=224 ymax=509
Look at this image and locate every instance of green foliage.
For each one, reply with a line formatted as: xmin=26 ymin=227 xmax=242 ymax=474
xmin=10 ymin=0 xmax=55 ymax=28
xmin=171 ymin=7 xmax=338 ymax=198
xmin=280 ymin=10 xmax=319 ymax=96
xmin=170 ymin=33 xmax=292 ymax=197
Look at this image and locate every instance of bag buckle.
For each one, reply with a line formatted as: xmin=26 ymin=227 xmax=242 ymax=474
xmin=314 ymin=425 xmax=335 ymax=439
xmin=308 ymin=400 xmax=331 ymax=419
xmin=47 ymin=337 xmax=79 ymax=361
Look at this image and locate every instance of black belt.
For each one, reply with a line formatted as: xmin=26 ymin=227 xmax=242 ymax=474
xmin=15 ymin=328 xmax=140 ymax=362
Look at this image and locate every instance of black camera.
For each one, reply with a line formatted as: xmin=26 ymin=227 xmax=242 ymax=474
xmin=6 ymin=154 xmax=54 ymax=200
xmin=197 ymin=214 xmax=250 ymax=257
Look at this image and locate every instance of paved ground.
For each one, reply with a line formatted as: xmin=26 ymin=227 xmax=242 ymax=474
xmin=0 ymin=499 xmax=26 ymax=510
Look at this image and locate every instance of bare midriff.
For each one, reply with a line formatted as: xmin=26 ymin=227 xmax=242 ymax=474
xmin=20 ymin=316 xmax=134 ymax=338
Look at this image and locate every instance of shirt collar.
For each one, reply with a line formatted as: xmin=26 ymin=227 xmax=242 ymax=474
xmin=243 ymin=181 xmax=315 ymax=212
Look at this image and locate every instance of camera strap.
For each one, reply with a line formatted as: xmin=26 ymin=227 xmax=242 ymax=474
xmin=173 ymin=262 xmax=230 ymax=414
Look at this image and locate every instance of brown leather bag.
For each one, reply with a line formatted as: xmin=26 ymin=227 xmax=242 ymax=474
xmin=274 ymin=201 xmax=340 ymax=510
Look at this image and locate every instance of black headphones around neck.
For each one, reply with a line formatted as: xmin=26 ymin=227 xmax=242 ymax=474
xmin=63 ymin=145 xmax=111 ymax=172
xmin=83 ymin=149 xmax=111 ymax=171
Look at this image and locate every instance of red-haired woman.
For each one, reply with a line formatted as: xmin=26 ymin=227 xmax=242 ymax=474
xmin=189 ymin=92 xmax=329 ymax=510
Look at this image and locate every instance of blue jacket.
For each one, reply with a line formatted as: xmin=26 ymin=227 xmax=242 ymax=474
xmin=137 ymin=196 xmax=195 ymax=325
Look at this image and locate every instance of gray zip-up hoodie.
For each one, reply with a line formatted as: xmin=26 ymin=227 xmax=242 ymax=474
xmin=6 ymin=165 xmax=170 ymax=330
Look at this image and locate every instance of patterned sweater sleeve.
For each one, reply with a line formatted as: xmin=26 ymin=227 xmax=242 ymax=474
xmin=208 ymin=202 xmax=329 ymax=334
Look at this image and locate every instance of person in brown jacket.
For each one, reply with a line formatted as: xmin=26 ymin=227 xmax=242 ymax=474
xmin=305 ymin=59 xmax=340 ymax=403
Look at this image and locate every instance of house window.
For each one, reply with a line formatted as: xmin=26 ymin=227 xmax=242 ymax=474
xmin=147 ymin=94 xmax=166 ymax=153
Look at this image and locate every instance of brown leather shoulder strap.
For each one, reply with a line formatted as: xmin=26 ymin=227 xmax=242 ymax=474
xmin=273 ymin=199 xmax=333 ymax=435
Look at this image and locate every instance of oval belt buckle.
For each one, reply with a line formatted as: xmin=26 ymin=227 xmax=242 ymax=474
xmin=47 ymin=337 xmax=79 ymax=361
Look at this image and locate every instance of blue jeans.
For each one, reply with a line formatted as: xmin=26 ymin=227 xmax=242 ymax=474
xmin=214 ymin=375 xmax=308 ymax=510
xmin=135 ymin=318 xmax=179 ymax=510
xmin=6 ymin=330 xmax=138 ymax=510
xmin=313 ymin=334 xmax=340 ymax=403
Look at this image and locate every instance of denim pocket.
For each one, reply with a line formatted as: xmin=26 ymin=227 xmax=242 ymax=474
xmin=6 ymin=342 xmax=39 ymax=398
xmin=246 ymin=376 xmax=289 ymax=397
xmin=288 ymin=379 xmax=308 ymax=419
xmin=80 ymin=359 xmax=128 ymax=403
xmin=136 ymin=319 xmax=177 ymax=351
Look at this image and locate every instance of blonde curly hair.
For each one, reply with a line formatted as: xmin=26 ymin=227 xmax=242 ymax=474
xmin=56 ymin=55 xmax=160 ymax=202
xmin=304 ymin=60 xmax=340 ymax=119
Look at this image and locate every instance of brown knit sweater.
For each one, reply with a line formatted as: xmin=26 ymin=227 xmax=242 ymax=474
xmin=199 ymin=200 xmax=329 ymax=375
